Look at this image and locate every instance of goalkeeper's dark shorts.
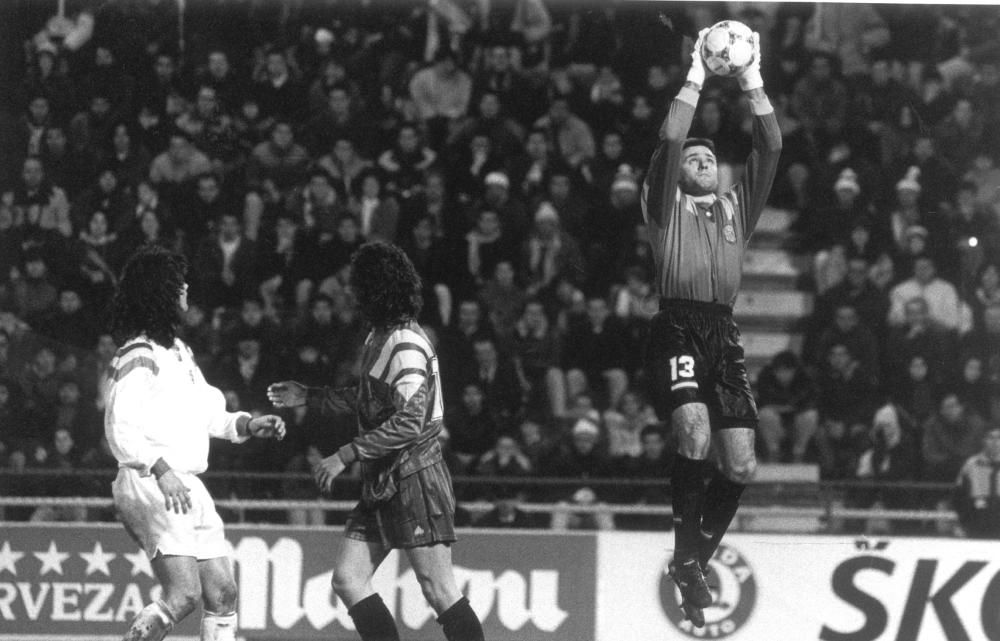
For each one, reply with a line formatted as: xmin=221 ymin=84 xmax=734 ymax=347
xmin=344 ymin=459 xmax=457 ymax=549
xmin=645 ymin=298 xmax=758 ymax=430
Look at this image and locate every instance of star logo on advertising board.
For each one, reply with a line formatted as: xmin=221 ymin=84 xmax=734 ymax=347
xmin=34 ymin=541 xmax=71 ymax=576
xmin=80 ymin=542 xmax=117 ymax=577
xmin=124 ymin=548 xmax=154 ymax=578
xmin=0 ymin=541 xmax=25 ymax=575
xmin=659 ymin=544 xmax=757 ymax=638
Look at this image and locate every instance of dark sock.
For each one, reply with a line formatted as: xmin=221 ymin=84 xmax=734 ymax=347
xmin=437 ymin=596 xmax=485 ymax=641
xmin=671 ymin=455 xmax=709 ymax=563
xmin=698 ymin=473 xmax=746 ymax=568
xmin=348 ymin=593 xmax=400 ymax=641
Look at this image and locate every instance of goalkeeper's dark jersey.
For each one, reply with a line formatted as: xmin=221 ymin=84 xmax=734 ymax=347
xmin=641 ymin=96 xmax=782 ymax=306
xmin=307 ymin=320 xmax=445 ymax=503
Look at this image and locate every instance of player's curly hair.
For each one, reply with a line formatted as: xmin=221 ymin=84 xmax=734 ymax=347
xmin=110 ymin=245 xmax=187 ymax=348
xmin=350 ymin=241 xmax=423 ymax=327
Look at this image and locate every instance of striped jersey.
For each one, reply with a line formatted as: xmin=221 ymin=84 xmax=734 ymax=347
xmin=104 ymin=336 xmax=250 ymax=475
xmin=309 ymin=320 xmax=444 ymax=502
xmin=641 ymin=95 xmax=782 ymax=306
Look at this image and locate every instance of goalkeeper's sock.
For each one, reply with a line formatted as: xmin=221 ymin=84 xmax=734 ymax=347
xmin=671 ymin=455 xmax=709 ymax=563
xmin=698 ymin=472 xmax=746 ymax=569
xmin=200 ymin=609 xmax=237 ymax=641
xmin=348 ymin=593 xmax=400 ymax=641
xmin=124 ymin=600 xmax=175 ymax=641
xmin=438 ymin=597 xmax=485 ymax=641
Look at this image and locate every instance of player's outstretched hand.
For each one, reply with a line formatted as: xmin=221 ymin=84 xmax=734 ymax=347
xmin=157 ymin=470 xmax=192 ymax=514
xmin=686 ymin=27 xmax=710 ymax=86
xmin=267 ymin=381 xmax=307 ymax=408
xmin=738 ymin=31 xmax=763 ymax=91
xmin=313 ymin=453 xmax=347 ymax=493
xmin=248 ymin=414 xmax=286 ymax=440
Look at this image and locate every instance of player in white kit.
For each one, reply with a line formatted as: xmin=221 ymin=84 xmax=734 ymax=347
xmin=105 ymin=245 xmax=286 ymax=641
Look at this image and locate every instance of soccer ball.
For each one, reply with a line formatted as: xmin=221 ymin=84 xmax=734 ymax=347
xmin=700 ymin=20 xmax=755 ymax=77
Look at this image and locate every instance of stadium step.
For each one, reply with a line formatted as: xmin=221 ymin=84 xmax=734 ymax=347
xmin=741 ymin=248 xmax=811 ymax=289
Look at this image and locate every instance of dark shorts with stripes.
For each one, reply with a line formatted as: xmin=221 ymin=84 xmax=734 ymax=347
xmin=345 ymin=459 xmax=457 ymax=549
xmin=645 ymin=298 xmax=758 ymax=430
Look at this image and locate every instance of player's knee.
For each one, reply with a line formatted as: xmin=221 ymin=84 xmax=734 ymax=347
xmin=164 ymin=590 xmax=200 ymax=621
xmin=330 ymin=566 xmax=363 ymax=600
xmin=203 ymin=578 xmax=237 ymax=613
xmin=725 ymin=457 xmax=757 ymax=484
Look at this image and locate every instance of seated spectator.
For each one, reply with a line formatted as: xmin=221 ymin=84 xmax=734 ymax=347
xmin=315 ymin=136 xmax=373 ymax=200
xmin=347 ymin=168 xmax=400 ymax=244
xmin=35 ymin=285 xmax=100 ymax=352
xmin=756 ymin=350 xmax=820 ymax=463
xmin=533 ymin=96 xmax=596 ymax=170
xmin=474 ymin=432 xmax=534 ymax=488
xmin=448 ymin=133 xmax=505 ymax=204
xmin=257 ymin=213 xmax=321 ymax=312
xmin=922 ymin=391 xmax=987 ymax=483
xmin=376 ymin=122 xmax=436 ymax=197
xmin=889 ymin=354 xmax=941 ymax=429
xmin=562 ymin=294 xmax=629 ymax=410
xmin=617 ymin=424 xmax=674 ymax=531
xmin=51 ymin=377 xmax=101 ymax=454
xmin=285 ymin=169 xmax=346 ymax=241
xmin=507 ymin=299 xmax=566 ymax=420
xmin=810 ymin=256 xmax=889 ymax=345
xmin=211 ymin=328 xmax=277 ymax=415
xmin=460 ymin=208 xmax=518 ymax=295
xmin=815 ymin=343 xmax=880 ymax=479
xmin=810 ymin=302 xmax=881 ymax=376
xmin=956 ymin=354 xmax=993 ymax=422
xmin=246 ymin=120 xmax=311 ymax=196
xmin=470 ymin=336 xmax=525 ymax=429
xmin=30 ymin=427 xmax=87 ymax=522
xmin=543 ymin=167 xmax=592 ymax=244
xmin=545 ymin=418 xmax=615 ymax=531
xmin=192 ymin=211 xmax=259 ymax=310
xmin=888 ymin=255 xmax=972 ymax=335
xmin=516 ymin=417 xmax=554 ymax=474
xmin=475 ymin=490 xmax=541 ymax=529
xmin=969 ymin=262 xmax=1000 ymax=334
xmin=445 ymin=381 xmax=502 ymax=472
xmin=883 ymin=296 xmax=958 ymax=391
xmin=400 ymin=215 xmax=453 ymax=328
xmin=601 ymin=389 xmax=658 ymax=460
xmin=479 ymin=260 xmax=527 ymax=341
xmin=4 ymin=155 xmax=72 ymax=238
xmin=848 ymin=402 xmax=922 ymax=535
xmin=147 ymin=129 xmax=212 ymax=197
xmin=409 ymin=47 xmax=472 ymax=149
xmin=954 ymin=426 xmax=1000 ymax=539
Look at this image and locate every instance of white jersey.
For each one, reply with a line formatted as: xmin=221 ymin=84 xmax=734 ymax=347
xmin=104 ymin=336 xmax=250 ymax=475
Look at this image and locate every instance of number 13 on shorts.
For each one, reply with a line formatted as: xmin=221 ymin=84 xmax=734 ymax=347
xmin=669 ymin=355 xmax=697 ymax=391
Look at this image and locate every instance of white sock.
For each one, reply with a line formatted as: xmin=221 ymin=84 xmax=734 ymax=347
xmin=200 ymin=610 xmax=237 ymax=641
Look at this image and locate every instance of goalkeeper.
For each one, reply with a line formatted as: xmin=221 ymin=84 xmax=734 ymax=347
xmin=641 ymin=27 xmax=782 ymax=626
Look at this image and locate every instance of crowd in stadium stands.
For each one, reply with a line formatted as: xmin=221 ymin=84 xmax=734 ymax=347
xmin=0 ymin=0 xmax=999 ymax=535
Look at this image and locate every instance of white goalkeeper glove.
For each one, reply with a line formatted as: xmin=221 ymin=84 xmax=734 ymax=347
xmin=738 ymin=31 xmax=764 ymax=91
xmin=686 ymin=28 xmax=710 ymax=88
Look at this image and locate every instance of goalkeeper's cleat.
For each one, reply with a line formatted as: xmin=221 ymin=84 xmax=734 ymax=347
xmin=681 ymin=601 xmax=705 ymax=628
xmin=668 ymin=558 xmax=713 ymax=609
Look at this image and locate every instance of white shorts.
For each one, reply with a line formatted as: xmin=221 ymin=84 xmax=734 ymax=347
xmin=112 ymin=468 xmax=229 ymax=561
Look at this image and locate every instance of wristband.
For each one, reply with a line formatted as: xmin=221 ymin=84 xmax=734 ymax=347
xmin=738 ymin=68 xmax=764 ymax=92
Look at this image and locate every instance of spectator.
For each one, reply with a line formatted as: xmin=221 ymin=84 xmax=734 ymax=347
xmin=474 ymin=433 xmax=533 ymax=487
xmin=347 ymin=169 xmax=400 ymax=244
xmin=888 ymin=256 xmax=971 ymax=335
xmin=449 ymin=133 xmax=506 ymax=204
xmin=36 ymin=286 xmax=100 ymax=352
xmin=923 ymin=391 xmax=988 ymax=483
xmin=376 ymin=122 xmax=437 ymax=197
xmin=11 ymin=251 xmax=59 ymax=325
xmin=815 ymin=342 xmax=880 ymax=479
xmin=447 ymin=90 xmax=525 ymax=160
xmin=545 ymin=418 xmax=615 ymax=531
xmin=475 ymin=170 xmax=531 ymax=247
xmin=601 ymin=389 xmax=658 ymax=460
xmin=616 ymin=423 xmax=674 ymax=530
xmin=479 ymin=260 xmax=527 ymax=341
xmin=562 ymin=294 xmax=629 ymax=410
xmin=756 ymin=350 xmax=820 ymax=463
xmin=191 ymin=211 xmax=259 ymax=310
xmin=811 ymin=302 xmax=881 ymax=376
xmin=4 ymin=155 xmax=72 ymax=239
xmin=508 ymin=298 xmax=566 ymax=420
xmin=521 ymin=201 xmax=586 ymax=298
xmin=252 ymin=47 xmax=308 ymax=123
xmin=400 ymin=215 xmax=453 ymax=328
xmin=469 ymin=336 xmax=525 ymax=429
xmin=849 ymin=402 xmax=923 ymax=534
xmin=246 ymin=120 xmax=311 ymax=196
xmin=445 ymin=381 xmax=501 ymax=471
xmin=791 ymin=52 xmax=849 ymax=152
xmin=147 ymin=129 xmax=212 ymax=194
xmin=30 ymin=427 xmax=87 ymax=522
xmin=460 ymin=208 xmax=517 ymax=295
xmin=533 ymin=95 xmax=595 ymax=170
xmin=303 ymin=85 xmax=373 ymax=158
xmin=954 ymin=426 xmax=1000 ymax=539
xmin=883 ymin=296 xmax=958 ymax=391
xmin=409 ymin=47 xmax=473 ymax=149
xmin=315 ymin=136 xmax=373 ymax=202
